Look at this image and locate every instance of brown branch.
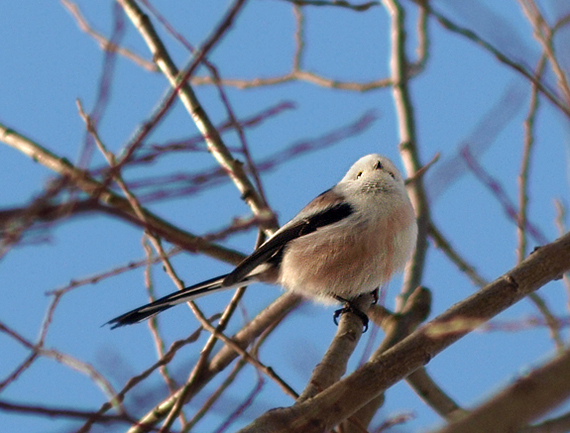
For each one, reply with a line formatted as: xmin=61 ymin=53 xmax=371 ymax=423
xmin=518 ymin=0 xmax=570 ymax=105
xmin=428 ymin=222 xmax=488 ymax=288
xmin=125 ymin=293 xmax=303 ymax=433
xmin=61 ymin=0 xmax=157 ymax=72
xmin=554 ymin=199 xmax=570 ymax=316
xmin=141 ymin=238 xmax=179 ymax=397
xmin=282 ymin=0 xmax=378 ymax=11
xmin=405 ymin=367 xmax=465 ymax=421
xmin=423 ymin=2 xmax=570 ymax=118
xmin=461 ymin=146 xmax=548 ymax=244
xmin=433 ymin=348 xmax=570 ymax=433
xmin=297 ymin=294 xmax=370 ymax=403
xmin=117 ymin=0 xmax=274 ymax=235
xmin=410 ymin=0 xmax=429 ymax=74
xmin=345 ymin=286 xmax=431 ymax=431
xmin=0 ymin=176 xmax=71 ymax=257
xmin=521 ymin=411 xmax=570 ymax=433
xmin=0 ymin=122 xmax=245 ymax=265
xmin=0 ymin=320 xmax=123 ymax=413
xmin=517 ymin=54 xmax=545 ymax=264
xmin=124 ymin=110 xmax=377 ymax=203
xmin=191 ymin=71 xmax=393 ymax=91
xmin=138 ymin=0 xmax=270 ymax=206
xmin=184 ymin=358 xmax=248 ymax=431
xmin=79 ymin=100 xmax=231 ymax=396
xmin=189 ymin=0 xmax=434 ymax=92
xmin=0 ymin=399 xmax=135 ymax=424
xmin=0 ymin=353 xmax=38 ymax=391
xmin=237 ymin=229 xmax=570 ymax=433
xmin=78 ymin=320 xmax=215 ymax=433
xmin=190 ymin=0 xmax=392 ymax=93
xmin=459 ymin=145 xmax=565 ymax=348
xmin=383 ymin=0 xmax=430 ymax=307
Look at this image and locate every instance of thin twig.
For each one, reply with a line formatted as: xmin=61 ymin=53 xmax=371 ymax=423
xmin=183 ymin=358 xmax=248 ymax=432
xmin=0 ymin=399 xmax=136 ymax=424
xmin=518 ymin=0 xmax=570 ymax=105
xmin=554 ymin=199 xmax=570 ymax=321
xmin=118 ymin=0 xmax=273 ymax=237
xmin=61 ymin=0 xmax=157 ymax=71
xmin=138 ymin=0 xmax=270 ymax=205
xmin=142 ymin=238 xmax=179 ymax=396
xmin=0 ymin=122 xmax=245 ymax=265
xmin=128 ymin=292 xmax=302 ymax=433
xmin=517 ymin=54 xmax=545 ymax=264
xmin=383 ymin=0 xmax=430 ymax=307
xmin=424 ymin=2 xmax=570 ymax=118
xmin=282 ymin=0 xmax=378 ymax=11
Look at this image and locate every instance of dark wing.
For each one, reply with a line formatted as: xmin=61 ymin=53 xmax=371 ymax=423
xmin=222 ymin=201 xmax=354 ymax=287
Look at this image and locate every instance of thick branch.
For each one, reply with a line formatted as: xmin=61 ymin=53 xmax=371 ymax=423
xmin=297 ymin=294 xmax=369 ymax=402
xmin=433 ymin=348 xmax=570 ymax=433
xmin=238 ymin=229 xmax=570 ymax=433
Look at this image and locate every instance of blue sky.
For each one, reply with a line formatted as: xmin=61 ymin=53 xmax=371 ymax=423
xmin=1 ymin=1 xmax=569 ymax=432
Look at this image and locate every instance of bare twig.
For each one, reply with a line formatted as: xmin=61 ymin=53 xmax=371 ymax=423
xmin=118 ymin=0 xmax=274 ymax=236
xmin=183 ymin=358 xmax=248 ymax=432
xmin=383 ymin=0 xmax=430 ymax=308
xmin=460 ymin=145 xmax=564 ymax=349
xmin=138 ymin=0 xmax=270 ymax=205
xmin=0 ymin=320 xmax=123 ymax=412
xmin=0 ymin=399 xmax=136 ymax=424
xmin=0 ymin=122 xmax=245 ymax=265
xmin=142 ymin=238 xmax=179 ymax=397
xmin=461 ymin=146 xmax=548 ymax=245
xmin=282 ymin=0 xmax=378 ymax=11
xmin=126 ymin=293 xmax=302 ymax=433
xmin=61 ymin=0 xmax=157 ymax=71
xmin=554 ymin=199 xmax=570 ymax=319
xmin=518 ymin=0 xmax=570 ymax=105
xmin=428 ymin=222 xmax=488 ymax=288
xmin=517 ymin=54 xmax=545 ymax=264
xmin=78 ymin=320 xmax=216 ymax=432
xmin=424 ymin=3 xmax=570 ymax=118
xmin=406 ymin=367 xmax=465 ymax=420
xmin=124 ymin=110 xmax=378 ymax=203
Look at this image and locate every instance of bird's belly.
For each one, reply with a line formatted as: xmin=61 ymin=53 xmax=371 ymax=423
xmin=278 ymin=212 xmax=415 ymax=303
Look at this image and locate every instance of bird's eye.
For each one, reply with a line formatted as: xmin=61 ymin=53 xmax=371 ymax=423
xmin=356 ymin=171 xmax=363 ymax=179
xmin=374 ymin=161 xmax=383 ymax=170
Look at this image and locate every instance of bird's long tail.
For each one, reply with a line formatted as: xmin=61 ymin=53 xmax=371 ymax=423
xmin=107 ymin=273 xmax=252 ymax=328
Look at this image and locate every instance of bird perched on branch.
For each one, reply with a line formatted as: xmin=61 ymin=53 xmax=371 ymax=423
xmin=107 ymin=154 xmax=417 ymax=329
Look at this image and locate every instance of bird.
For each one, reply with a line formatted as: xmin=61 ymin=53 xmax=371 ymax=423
xmin=107 ymin=154 xmax=417 ymax=329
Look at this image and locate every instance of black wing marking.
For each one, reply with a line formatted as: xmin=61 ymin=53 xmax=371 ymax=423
xmin=222 ymin=202 xmax=354 ymax=287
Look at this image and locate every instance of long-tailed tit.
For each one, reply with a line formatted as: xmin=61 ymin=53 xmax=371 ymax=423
xmin=108 ymin=154 xmax=417 ymax=328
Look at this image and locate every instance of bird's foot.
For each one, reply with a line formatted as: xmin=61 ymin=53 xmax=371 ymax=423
xmin=333 ymin=296 xmax=369 ymax=332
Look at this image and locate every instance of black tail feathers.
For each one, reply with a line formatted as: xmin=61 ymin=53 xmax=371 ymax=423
xmin=107 ymin=274 xmax=228 ymax=328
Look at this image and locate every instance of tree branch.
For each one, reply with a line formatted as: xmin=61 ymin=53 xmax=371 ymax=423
xmin=237 ymin=229 xmax=570 ymax=432
xmin=433 ymin=348 xmax=570 ymax=433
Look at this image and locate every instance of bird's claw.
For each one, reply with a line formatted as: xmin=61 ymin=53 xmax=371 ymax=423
xmin=333 ymin=305 xmax=369 ymax=333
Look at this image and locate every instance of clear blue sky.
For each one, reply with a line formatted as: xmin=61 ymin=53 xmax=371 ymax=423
xmin=1 ymin=1 xmax=569 ymax=432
